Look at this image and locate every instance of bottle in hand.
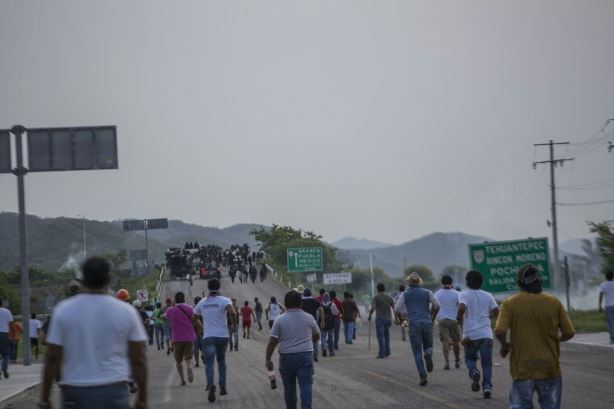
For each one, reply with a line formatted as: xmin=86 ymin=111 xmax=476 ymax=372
xmin=268 ymin=371 xmax=277 ymax=389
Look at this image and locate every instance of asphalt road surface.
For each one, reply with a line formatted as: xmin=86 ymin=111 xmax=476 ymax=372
xmin=8 ymin=274 xmax=614 ymax=409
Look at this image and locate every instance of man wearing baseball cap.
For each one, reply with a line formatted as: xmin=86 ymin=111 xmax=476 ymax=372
xmin=394 ymin=272 xmax=439 ymax=386
xmin=495 ymin=264 xmax=575 ymax=409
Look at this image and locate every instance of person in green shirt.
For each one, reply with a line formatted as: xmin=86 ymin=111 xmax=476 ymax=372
xmin=495 ymin=265 xmax=575 ymax=409
xmin=152 ymin=301 xmax=165 ymax=350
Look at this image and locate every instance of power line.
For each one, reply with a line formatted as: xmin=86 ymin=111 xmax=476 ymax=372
xmin=558 ymin=176 xmax=614 ymax=188
xmin=558 ymin=198 xmax=614 ymax=206
xmin=567 ymin=118 xmax=614 ymax=156
xmin=557 ymin=180 xmax=614 ymax=190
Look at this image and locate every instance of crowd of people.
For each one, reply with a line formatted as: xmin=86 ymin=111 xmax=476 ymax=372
xmin=29 ymin=253 xmax=613 ymax=409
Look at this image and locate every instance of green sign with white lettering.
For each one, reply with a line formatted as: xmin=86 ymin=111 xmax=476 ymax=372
xmin=468 ymin=238 xmax=551 ymax=293
xmin=287 ymin=247 xmax=323 ymax=273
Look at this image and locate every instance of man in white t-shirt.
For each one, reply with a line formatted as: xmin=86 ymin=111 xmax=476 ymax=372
xmin=434 ymin=275 xmax=461 ymax=370
xmin=193 ymin=278 xmax=237 ymax=403
xmin=40 ymin=257 xmax=148 ymax=409
xmin=0 ymin=300 xmax=13 ymax=379
xmin=598 ymin=270 xmax=614 ymax=343
xmin=457 ymin=270 xmax=499 ymax=399
xmin=29 ymin=313 xmax=42 ymax=360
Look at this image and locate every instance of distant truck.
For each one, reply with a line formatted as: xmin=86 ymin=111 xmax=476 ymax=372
xmin=165 ymin=247 xmax=193 ymax=279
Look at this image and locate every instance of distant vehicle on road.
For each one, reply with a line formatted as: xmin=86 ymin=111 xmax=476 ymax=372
xmin=165 ymin=247 xmax=194 ymax=279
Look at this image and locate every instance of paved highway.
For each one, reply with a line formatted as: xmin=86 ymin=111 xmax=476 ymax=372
xmin=9 ymin=274 xmax=614 ymax=409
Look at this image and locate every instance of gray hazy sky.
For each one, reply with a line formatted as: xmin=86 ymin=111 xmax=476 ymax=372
xmin=1 ymin=1 xmax=613 ymax=245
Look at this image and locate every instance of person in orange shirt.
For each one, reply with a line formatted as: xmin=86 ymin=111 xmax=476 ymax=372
xmin=9 ymin=318 xmax=22 ymax=363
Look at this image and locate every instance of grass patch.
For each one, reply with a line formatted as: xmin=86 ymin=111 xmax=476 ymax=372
xmin=569 ymin=309 xmax=608 ymax=333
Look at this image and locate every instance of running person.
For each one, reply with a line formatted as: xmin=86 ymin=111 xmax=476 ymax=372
xmin=152 ymin=302 xmax=165 ymax=351
xmin=265 ymin=296 xmax=285 ymax=329
xmin=434 ymin=275 xmax=461 ymax=370
xmin=164 ymin=292 xmax=196 ymax=385
xmin=458 ymin=270 xmax=499 ymax=398
xmin=162 ymin=298 xmax=174 ymax=355
xmin=254 ymin=298 xmax=264 ymax=331
xmin=193 ymin=279 xmax=237 ymax=403
xmin=228 ymin=299 xmax=240 ymax=351
xmin=240 ymin=301 xmax=256 ymax=339
xmin=193 ymin=296 xmax=203 ymax=367
xmin=29 ymin=313 xmax=42 ymax=360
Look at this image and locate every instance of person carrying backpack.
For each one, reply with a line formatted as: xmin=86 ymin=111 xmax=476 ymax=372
xmin=320 ymin=293 xmax=339 ymax=357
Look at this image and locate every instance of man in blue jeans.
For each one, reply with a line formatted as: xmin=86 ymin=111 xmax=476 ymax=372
xmin=266 ymin=290 xmax=321 ymax=409
xmin=495 ymin=265 xmax=575 ymax=409
xmin=193 ymin=278 xmax=237 ymax=403
xmin=368 ymin=283 xmax=395 ymax=359
xmin=458 ymin=270 xmax=499 ymax=399
xmin=394 ymin=273 xmax=440 ymax=386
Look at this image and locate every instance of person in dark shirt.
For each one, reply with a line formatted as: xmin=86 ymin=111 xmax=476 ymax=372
xmin=301 ymin=289 xmax=324 ymax=362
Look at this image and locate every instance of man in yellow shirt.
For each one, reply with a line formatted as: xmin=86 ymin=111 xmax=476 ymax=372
xmin=494 ymin=265 xmax=575 ymax=409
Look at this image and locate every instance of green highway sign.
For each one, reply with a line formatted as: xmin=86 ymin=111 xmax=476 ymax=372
xmin=469 ymin=238 xmax=551 ymax=293
xmin=287 ymin=247 xmax=323 ymax=273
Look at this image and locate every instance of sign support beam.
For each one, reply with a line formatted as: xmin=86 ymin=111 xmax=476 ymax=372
xmin=12 ymin=125 xmax=31 ymax=366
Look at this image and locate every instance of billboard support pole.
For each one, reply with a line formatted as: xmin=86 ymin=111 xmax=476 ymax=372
xmin=12 ymin=125 xmax=31 ymax=366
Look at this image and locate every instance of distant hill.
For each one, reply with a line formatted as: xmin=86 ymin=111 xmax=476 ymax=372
xmin=0 ymin=213 xmax=262 ymax=272
xmin=345 ymin=232 xmax=492 ymax=277
xmin=331 ymin=236 xmax=392 ymax=250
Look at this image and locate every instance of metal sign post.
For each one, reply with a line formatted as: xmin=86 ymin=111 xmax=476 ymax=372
xmin=1 ymin=124 xmax=119 ymax=366
xmin=123 ymin=218 xmax=168 ymax=275
xmin=12 ymin=126 xmax=31 ymax=366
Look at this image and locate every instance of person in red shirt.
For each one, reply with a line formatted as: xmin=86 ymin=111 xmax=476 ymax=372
xmin=240 ymin=301 xmax=256 ymax=339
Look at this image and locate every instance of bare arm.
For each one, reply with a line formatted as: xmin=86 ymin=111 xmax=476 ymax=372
xmin=265 ymin=337 xmax=279 ymax=370
xmin=457 ymin=303 xmax=467 ymax=322
xmin=599 ymin=292 xmax=604 ymax=312
xmin=491 ymin=307 xmax=500 ymax=318
xmin=494 ymin=329 xmax=510 ymax=358
xmin=129 ymin=341 xmax=147 ymax=409
xmin=41 ymin=344 xmax=62 ymax=407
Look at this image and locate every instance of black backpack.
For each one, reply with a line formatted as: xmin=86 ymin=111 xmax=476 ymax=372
xmin=323 ymin=305 xmax=335 ymax=331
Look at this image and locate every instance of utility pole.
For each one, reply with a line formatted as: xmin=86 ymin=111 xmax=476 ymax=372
xmin=533 ymin=140 xmax=573 ymax=290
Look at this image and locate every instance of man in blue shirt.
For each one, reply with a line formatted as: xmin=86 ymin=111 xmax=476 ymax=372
xmin=395 ymin=272 xmax=439 ymax=386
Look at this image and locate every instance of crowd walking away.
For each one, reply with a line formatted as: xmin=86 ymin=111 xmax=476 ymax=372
xmin=34 ymin=254 xmax=580 ymax=409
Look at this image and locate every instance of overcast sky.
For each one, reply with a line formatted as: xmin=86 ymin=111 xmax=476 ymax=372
xmin=1 ymin=1 xmax=613 ymax=245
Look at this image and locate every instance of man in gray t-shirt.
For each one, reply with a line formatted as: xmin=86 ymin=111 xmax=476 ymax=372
xmin=368 ymin=283 xmax=395 ymax=359
xmin=266 ymin=291 xmax=320 ymax=409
